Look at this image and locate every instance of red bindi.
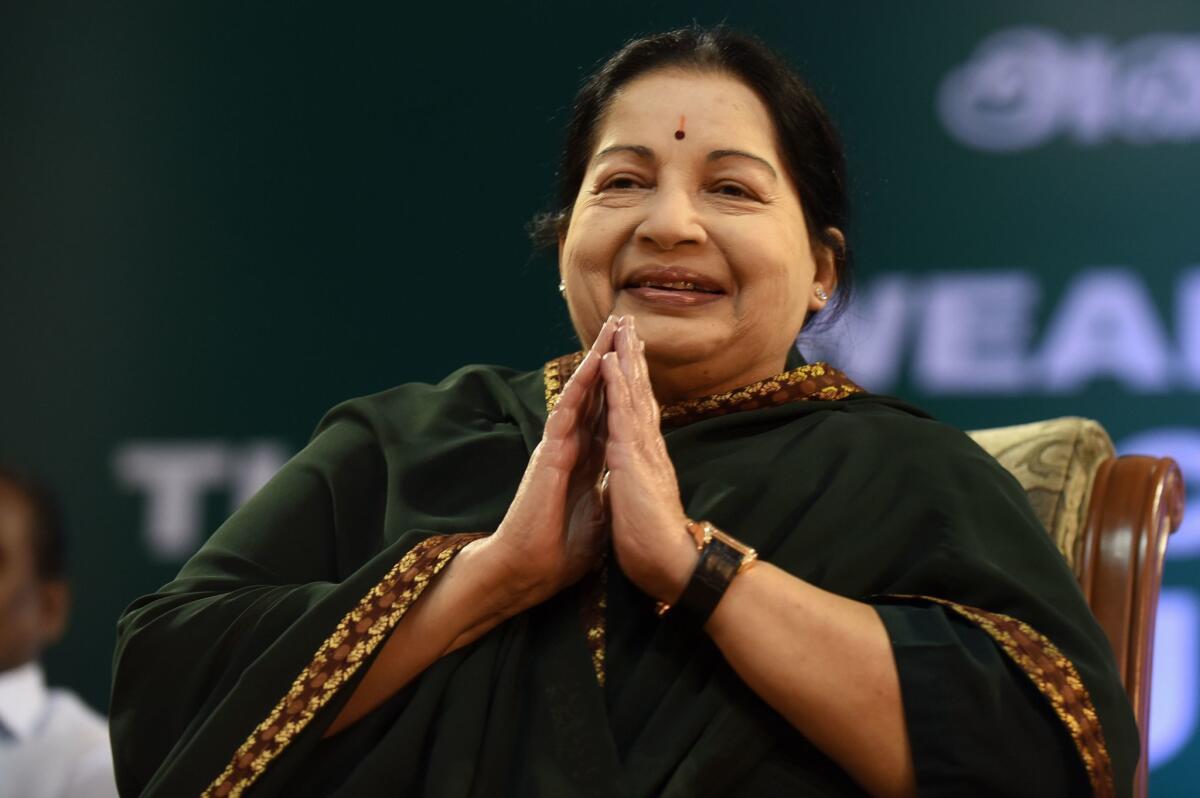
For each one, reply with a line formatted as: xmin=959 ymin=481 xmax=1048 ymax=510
xmin=674 ymin=115 xmax=686 ymax=140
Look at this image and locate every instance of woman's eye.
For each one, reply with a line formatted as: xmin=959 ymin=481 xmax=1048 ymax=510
xmin=602 ymin=176 xmax=643 ymax=190
xmin=713 ymin=183 xmax=752 ymax=199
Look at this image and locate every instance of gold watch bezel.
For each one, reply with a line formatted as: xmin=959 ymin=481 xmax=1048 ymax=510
xmin=687 ymin=520 xmax=759 ymax=573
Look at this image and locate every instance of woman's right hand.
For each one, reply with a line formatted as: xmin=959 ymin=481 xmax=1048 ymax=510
xmin=326 ymin=324 xmax=614 ymax=736
xmin=474 ymin=315 xmax=617 ymax=610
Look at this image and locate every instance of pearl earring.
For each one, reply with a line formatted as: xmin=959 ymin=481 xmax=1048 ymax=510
xmin=558 ymin=281 xmax=566 ymax=296
xmin=815 ymin=286 xmax=828 ymax=302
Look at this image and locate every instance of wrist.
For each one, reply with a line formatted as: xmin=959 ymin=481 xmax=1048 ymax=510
xmin=659 ymin=523 xmax=702 ymax=605
xmin=655 ymin=520 xmax=758 ymax=626
xmin=458 ymin=536 xmax=551 ymax=618
xmin=619 ymin=514 xmax=701 ymax=606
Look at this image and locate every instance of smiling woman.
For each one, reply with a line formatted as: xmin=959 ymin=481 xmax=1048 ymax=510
xmin=536 ymin=37 xmax=852 ymax=403
xmin=560 ymin=72 xmax=825 ymax=400
xmin=111 ymin=26 xmax=1137 ymax=798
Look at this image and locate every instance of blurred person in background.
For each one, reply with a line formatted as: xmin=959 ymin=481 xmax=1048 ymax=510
xmin=0 ymin=467 xmax=118 ymax=798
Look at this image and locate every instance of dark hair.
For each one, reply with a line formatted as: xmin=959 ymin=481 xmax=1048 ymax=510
xmin=530 ymin=25 xmax=853 ymax=323
xmin=0 ymin=466 xmax=67 ymax=581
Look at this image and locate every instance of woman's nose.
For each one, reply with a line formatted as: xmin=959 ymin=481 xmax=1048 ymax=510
xmin=635 ymin=186 xmax=708 ymax=251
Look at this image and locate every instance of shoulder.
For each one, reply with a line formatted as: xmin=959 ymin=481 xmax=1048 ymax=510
xmin=304 ymin=362 xmax=544 ymax=453
xmin=42 ymin=689 xmax=109 ymax=745
xmin=811 ymin=392 xmax=994 ymax=463
xmin=1 ymin=690 xmax=117 ymax=798
xmin=45 ymin=692 xmax=119 ymax=798
xmin=790 ymin=393 xmax=1027 ymax=510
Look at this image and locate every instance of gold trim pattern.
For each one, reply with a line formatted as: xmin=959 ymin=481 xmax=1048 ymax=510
xmin=578 ymin=561 xmax=608 ymax=686
xmin=542 ymin=352 xmax=864 ymax=426
xmin=203 ymin=533 xmax=483 ymax=798
xmin=543 ymin=352 xmax=571 ymax=413
xmin=884 ymin=594 xmax=1115 ymax=798
xmin=658 ymin=362 xmax=862 ymax=426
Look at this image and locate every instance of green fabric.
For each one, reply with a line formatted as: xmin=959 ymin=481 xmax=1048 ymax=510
xmin=111 ymin=361 xmax=1137 ymax=797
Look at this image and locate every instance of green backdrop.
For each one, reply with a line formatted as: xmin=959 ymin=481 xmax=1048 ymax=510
xmin=4 ymin=2 xmax=1199 ymax=793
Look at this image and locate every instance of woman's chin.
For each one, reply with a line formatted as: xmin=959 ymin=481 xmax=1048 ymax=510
xmin=636 ymin=319 xmax=727 ymax=367
xmin=595 ymin=297 xmax=736 ymax=369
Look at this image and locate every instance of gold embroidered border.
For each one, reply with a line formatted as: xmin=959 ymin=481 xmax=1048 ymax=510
xmin=658 ymin=362 xmax=863 ymax=426
xmin=578 ymin=561 xmax=608 ymax=686
xmin=202 ymin=533 xmax=484 ymax=798
xmin=542 ymin=353 xmax=864 ymax=427
xmin=543 ymin=352 xmax=574 ymax=414
xmin=885 ymin=594 xmax=1115 ymax=798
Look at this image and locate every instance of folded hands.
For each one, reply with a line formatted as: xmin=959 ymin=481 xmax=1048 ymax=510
xmin=487 ymin=315 xmax=698 ymax=610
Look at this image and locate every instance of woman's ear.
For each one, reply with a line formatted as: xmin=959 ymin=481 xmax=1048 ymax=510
xmin=813 ymin=227 xmax=844 ymax=301
xmin=556 ymin=231 xmax=566 ymax=294
xmin=557 ymin=233 xmax=566 ymax=285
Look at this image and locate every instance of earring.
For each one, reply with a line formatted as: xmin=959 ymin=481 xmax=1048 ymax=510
xmin=815 ymin=286 xmax=829 ymax=302
xmin=558 ymin=281 xmax=566 ymax=296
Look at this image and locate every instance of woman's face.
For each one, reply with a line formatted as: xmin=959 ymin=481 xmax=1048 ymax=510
xmin=559 ymin=69 xmax=838 ymax=400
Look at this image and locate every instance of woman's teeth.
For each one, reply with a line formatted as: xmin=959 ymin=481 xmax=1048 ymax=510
xmin=634 ymin=281 xmax=717 ymax=292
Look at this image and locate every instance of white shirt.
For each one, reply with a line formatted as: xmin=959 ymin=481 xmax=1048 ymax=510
xmin=0 ymin=662 xmax=118 ymax=798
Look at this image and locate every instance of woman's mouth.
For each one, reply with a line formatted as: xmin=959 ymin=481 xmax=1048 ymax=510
xmin=628 ymin=280 xmax=722 ymax=293
xmin=622 ymin=281 xmax=727 ymax=307
xmin=619 ymin=267 xmax=728 ymax=307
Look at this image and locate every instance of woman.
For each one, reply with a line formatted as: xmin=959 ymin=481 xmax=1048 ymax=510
xmin=111 ymin=27 xmax=1137 ymax=798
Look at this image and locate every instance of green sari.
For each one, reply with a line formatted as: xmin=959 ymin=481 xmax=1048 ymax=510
xmin=111 ymin=353 xmax=1136 ymax=797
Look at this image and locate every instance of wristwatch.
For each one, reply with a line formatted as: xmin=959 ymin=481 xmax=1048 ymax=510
xmin=656 ymin=519 xmax=757 ymax=626
xmin=687 ymin=520 xmax=758 ymax=573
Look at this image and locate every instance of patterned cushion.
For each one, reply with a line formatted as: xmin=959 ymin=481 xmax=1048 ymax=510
xmin=967 ymin=418 xmax=1115 ymax=570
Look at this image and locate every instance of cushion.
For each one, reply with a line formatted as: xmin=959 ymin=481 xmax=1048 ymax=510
xmin=968 ymin=417 xmax=1115 ymax=570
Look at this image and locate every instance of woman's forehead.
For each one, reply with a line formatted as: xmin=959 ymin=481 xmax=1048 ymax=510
xmin=595 ymin=71 xmax=778 ymax=159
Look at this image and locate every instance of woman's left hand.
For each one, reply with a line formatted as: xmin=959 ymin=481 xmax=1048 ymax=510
xmin=601 ymin=316 xmax=699 ymax=605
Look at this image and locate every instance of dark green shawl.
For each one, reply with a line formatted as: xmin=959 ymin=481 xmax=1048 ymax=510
xmin=111 ymin=357 xmax=1137 ymax=797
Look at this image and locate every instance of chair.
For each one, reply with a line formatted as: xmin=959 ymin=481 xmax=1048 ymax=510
xmin=968 ymin=418 xmax=1185 ymax=798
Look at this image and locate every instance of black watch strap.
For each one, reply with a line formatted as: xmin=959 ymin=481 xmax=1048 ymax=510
xmin=673 ymin=535 xmax=744 ymax=628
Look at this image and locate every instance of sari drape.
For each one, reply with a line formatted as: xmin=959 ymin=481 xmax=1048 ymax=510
xmin=111 ymin=356 xmax=1137 ymax=797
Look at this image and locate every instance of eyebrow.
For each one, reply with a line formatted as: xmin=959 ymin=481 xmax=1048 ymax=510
xmin=593 ymin=144 xmax=654 ymax=161
xmin=707 ymin=149 xmax=778 ymax=180
xmin=592 ymin=144 xmax=778 ymax=180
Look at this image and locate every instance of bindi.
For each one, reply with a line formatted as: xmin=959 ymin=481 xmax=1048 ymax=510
xmin=674 ymin=115 xmax=686 ymax=140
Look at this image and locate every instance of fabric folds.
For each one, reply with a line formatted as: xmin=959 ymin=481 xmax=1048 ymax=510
xmin=111 ymin=358 xmax=1138 ymax=797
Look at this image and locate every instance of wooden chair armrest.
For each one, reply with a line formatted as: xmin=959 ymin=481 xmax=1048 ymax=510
xmin=1076 ymin=454 xmax=1184 ymax=797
